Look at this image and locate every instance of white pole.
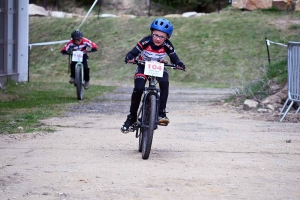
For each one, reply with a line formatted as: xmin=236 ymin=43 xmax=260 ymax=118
xmin=77 ymin=0 xmax=99 ymax=31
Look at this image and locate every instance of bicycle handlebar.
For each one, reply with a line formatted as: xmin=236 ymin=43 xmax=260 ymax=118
xmin=126 ymin=59 xmax=186 ymax=71
xmin=65 ymin=50 xmax=94 ymax=55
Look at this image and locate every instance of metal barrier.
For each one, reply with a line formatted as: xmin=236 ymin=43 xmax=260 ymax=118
xmin=280 ymin=42 xmax=300 ymax=122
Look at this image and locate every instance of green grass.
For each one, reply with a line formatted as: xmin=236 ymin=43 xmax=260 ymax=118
xmin=3 ymin=8 xmax=300 ymax=134
xmin=28 ymin=9 xmax=299 ymax=88
xmin=0 ymin=79 xmax=115 ymax=134
xmin=229 ymin=59 xmax=288 ymax=103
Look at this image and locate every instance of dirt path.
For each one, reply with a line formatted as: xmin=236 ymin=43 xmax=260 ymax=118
xmin=1 ymin=87 xmax=300 ymax=200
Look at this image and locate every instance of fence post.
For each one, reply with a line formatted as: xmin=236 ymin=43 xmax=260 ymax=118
xmin=265 ymin=38 xmax=271 ymax=64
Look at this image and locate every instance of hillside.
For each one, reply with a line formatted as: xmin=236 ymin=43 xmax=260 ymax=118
xmin=29 ymin=9 xmax=300 ymax=88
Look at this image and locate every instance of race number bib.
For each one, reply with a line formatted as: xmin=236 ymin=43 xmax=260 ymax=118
xmin=144 ymin=61 xmax=164 ymax=77
xmin=72 ymin=51 xmax=83 ymax=62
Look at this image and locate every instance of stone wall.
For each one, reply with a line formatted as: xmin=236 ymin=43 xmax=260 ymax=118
xmin=232 ymin=0 xmax=300 ymax=11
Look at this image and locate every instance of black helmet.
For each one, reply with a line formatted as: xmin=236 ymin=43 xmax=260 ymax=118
xmin=71 ymin=30 xmax=83 ymax=40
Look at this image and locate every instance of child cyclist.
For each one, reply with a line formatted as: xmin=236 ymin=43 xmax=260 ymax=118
xmin=121 ymin=18 xmax=185 ymax=134
xmin=61 ymin=30 xmax=98 ymax=90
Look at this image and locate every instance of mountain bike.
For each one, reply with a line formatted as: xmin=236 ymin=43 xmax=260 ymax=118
xmin=127 ymin=60 xmax=185 ymax=159
xmin=67 ymin=50 xmax=92 ymax=100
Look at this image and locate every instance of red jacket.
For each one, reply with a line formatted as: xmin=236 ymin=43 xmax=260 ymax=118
xmin=61 ymin=37 xmax=98 ymax=54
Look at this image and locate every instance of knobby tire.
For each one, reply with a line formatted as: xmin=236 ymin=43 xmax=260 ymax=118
xmin=142 ymin=94 xmax=156 ymax=159
xmin=138 ymin=107 xmax=143 ymax=153
xmin=138 ymin=128 xmax=143 ymax=153
xmin=75 ymin=63 xmax=83 ymax=100
xmin=137 ymin=95 xmax=143 ymax=153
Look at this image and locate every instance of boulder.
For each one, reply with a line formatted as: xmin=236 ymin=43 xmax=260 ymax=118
xmin=243 ymin=99 xmax=259 ymax=110
xmin=296 ymin=1 xmax=300 ymax=11
xmin=29 ymin=4 xmax=48 ymax=16
xmin=100 ymin=14 xmax=118 ymax=18
xmin=49 ymin=11 xmax=66 ymax=18
xmin=232 ymin=0 xmax=297 ymax=11
xmin=182 ymin=12 xmax=198 ymax=17
xmin=164 ymin=14 xmax=182 ymax=18
xmin=231 ymin=0 xmax=273 ymax=10
xmin=120 ymin=14 xmax=136 ymax=18
xmin=195 ymin=13 xmax=208 ymax=17
xmin=273 ymin=0 xmax=293 ymax=10
xmin=261 ymin=85 xmax=287 ymax=110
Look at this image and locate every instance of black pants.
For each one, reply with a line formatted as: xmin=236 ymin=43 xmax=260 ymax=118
xmin=70 ymin=54 xmax=90 ymax=82
xmin=129 ymin=64 xmax=169 ymax=116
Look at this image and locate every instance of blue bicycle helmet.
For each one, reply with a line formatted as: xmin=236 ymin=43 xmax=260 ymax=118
xmin=71 ymin=30 xmax=83 ymax=40
xmin=150 ymin=18 xmax=173 ymax=38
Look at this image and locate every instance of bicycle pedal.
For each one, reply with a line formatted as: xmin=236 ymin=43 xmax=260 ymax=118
xmin=158 ymin=122 xmax=168 ymax=126
xmin=132 ymin=121 xmax=140 ymax=127
xmin=128 ymin=126 xmax=135 ymax=132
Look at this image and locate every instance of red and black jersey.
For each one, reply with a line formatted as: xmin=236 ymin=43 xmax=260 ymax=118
xmin=61 ymin=37 xmax=98 ymax=54
xmin=126 ymin=35 xmax=181 ymax=64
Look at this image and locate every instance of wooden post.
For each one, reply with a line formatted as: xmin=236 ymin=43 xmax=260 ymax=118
xmin=43 ymin=0 xmax=47 ymax=9
xmin=56 ymin=0 xmax=59 ymax=10
xmin=148 ymin=0 xmax=151 ymax=17
xmin=265 ymin=38 xmax=271 ymax=65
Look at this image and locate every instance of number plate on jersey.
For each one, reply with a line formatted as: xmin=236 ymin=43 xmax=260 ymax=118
xmin=72 ymin=51 xmax=83 ymax=62
xmin=144 ymin=61 xmax=164 ymax=77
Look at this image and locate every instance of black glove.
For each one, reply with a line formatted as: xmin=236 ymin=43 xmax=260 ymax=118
xmin=91 ymin=48 xmax=97 ymax=52
xmin=176 ymin=61 xmax=185 ymax=70
xmin=124 ymin=53 xmax=135 ymax=63
xmin=61 ymin=50 xmax=68 ymax=55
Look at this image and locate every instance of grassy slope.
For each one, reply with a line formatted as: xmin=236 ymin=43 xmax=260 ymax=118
xmin=1 ymin=9 xmax=299 ymax=134
xmin=29 ymin=9 xmax=300 ymax=88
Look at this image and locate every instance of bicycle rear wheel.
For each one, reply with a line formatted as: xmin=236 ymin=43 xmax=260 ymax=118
xmin=141 ymin=94 xmax=156 ymax=159
xmin=75 ymin=63 xmax=84 ymax=100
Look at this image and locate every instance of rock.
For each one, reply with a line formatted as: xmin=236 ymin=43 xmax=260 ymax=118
xmin=232 ymin=0 xmax=272 ymax=10
xmin=65 ymin=13 xmax=75 ymax=18
xmin=273 ymin=0 xmax=294 ymax=10
xmin=243 ymin=99 xmax=259 ymax=110
xmin=29 ymin=4 xmax=48 ymax=16
xmin=120 ymin=14 xmax=136 ymax=18
xmin=195 ymin=13 xmax=208 ymax=17
xmin=182 ymin=12 xmax=198 ymax=18
xmin=164 ymin=14 xmax=182 ymax=18
xmin=49 ymin=11 xmax=66 ymax=18
xmin=17 ymin=126 xmax=24 ymax=132
xmin=258 ymin=108 xmax=269 ymax=113
xmin=262 ymin=85 xmax=287 ymax=104
xmin=296 ymin=1 xmax=300 ymax=11
xmin=267 ymin=104 xmax=275 ymax=110
xmin=262 ymin=95 xmax=281 ymax=104
xmin=100 ymin=14 xmax=118 ymax=18
xmin=231 ymin=0 xmax=299 ymax=11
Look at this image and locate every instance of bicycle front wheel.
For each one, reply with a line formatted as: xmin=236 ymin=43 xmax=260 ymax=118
xmin=142 ymin=94 xmax=156 ymax=159
xmin=75 ymin=63 xmax=84 ymax=100
xmin=138 ymin=128 xmax=143 ymax=153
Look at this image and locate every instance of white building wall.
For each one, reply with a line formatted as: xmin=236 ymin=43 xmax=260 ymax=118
xmin=17 ymin=0 xmax=29 ymax=82
xmin=7 ymin=0 xmax=14 ymax=74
